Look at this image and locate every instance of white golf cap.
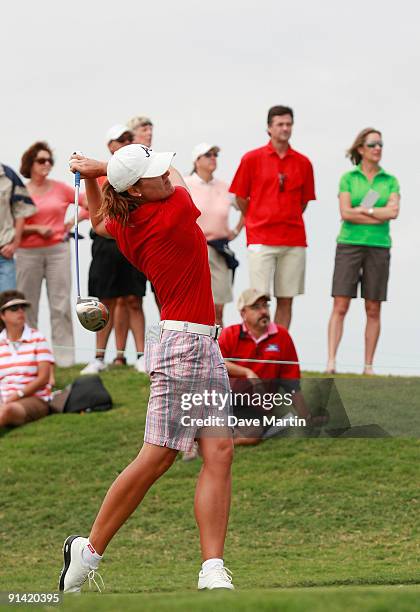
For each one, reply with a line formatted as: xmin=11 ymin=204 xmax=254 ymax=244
xmin=105 ymin=124 xmax=131 ymax=144
xmin=107 ymin=144 xmax=175 ymax=193
xmin=191 ymin=142 xmax=220 ymax=163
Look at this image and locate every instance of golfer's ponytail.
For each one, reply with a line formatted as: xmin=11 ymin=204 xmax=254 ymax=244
xmin=100 ymin=182 xmax=138 ymax=225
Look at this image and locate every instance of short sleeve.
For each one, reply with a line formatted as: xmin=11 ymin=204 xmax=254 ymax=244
xmin=389 ymin=175 xmax=400 ymax=194
xmin=35 ymin=336 xmax=55 ymax=364
xmin=302 ymin=159 xmax=316 ymax=204
xmin=218 ymin=326 xmax=237 ymax=358
xmin=339 ymin=173 xmax=351 ymax=193
xmin=229 ymin=155 xmax=253 ymax=199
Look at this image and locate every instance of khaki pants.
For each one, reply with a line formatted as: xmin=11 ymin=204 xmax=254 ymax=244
xmin=16 ymin=242 xmax=75 ymax=366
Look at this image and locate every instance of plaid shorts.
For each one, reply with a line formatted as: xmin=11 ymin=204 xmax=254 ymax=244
xmin=144 ymin=327 xmax=232 ymax=451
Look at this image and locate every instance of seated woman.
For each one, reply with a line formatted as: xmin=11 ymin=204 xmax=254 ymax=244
xmin=0 ymin=290 xmax=54 ymax=427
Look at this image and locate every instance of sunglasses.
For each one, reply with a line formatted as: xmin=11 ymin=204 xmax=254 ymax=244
xmin=365 ymin=142 xmax=383 ymax=149
xmin=35 ymin=157 xmax=53 ymax=165
xmin=3 ymin=304 xmax=28 ymax=312
xmin=203 ymin=152 xmax=218 ymax=158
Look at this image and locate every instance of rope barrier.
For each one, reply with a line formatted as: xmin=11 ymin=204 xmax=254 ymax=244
xmin=50 ymin=344 xmax=420 ymax=371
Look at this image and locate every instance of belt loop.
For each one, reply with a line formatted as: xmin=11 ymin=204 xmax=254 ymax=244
xmin=183 ymin=322 xmax=189 ymax=333
xmin=159 ymin=320 xmax=164 ymax=342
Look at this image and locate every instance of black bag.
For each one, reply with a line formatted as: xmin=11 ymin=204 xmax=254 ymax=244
xmin=50 ymin=375 xmax=113 ymax=414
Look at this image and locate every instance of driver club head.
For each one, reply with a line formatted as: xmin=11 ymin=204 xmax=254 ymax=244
xmin=76 ymin=297 xmax=109 ymax=332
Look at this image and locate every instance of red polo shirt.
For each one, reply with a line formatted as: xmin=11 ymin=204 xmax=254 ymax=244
xmin=218 ymin=321 xmax=300 ymax=380
xmin=105 ymin=186 xmax=215 ymax=325
xmin=229 ymin=142 xmax=315 ymax=246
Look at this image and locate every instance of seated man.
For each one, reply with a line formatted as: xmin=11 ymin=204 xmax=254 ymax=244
xmin=0 ymin=290 xmax=54 ymax=428
xmin=218 ymin=288 xmax=313 ymax=445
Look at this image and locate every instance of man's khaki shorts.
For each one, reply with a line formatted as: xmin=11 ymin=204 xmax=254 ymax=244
xmin=248 ymin=245 xmax=306 ymax=297
xmin=207 ymin=245 xmax=233 ymax=305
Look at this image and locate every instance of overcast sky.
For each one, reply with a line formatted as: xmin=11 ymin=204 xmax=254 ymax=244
xmin=2 ymin=0 xmax=419 ymax=374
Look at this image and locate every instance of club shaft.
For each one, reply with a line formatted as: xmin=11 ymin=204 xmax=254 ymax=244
xmin=74 ymin=172 xmax=81 ymax=298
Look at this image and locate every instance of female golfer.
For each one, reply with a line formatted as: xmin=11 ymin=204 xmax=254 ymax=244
xmin=59 ymin=145 xmax=234 ymax=592
xmin=326 ymin=128 xmax=400 ymax=374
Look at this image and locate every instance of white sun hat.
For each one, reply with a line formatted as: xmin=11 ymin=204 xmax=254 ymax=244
xmin=105 ymin=124 xmax=131 ymax=144
xmin=107 ymin=144 xmax=175 ymax=193
xmin=191 ymin=143 xmax=220 ymax=163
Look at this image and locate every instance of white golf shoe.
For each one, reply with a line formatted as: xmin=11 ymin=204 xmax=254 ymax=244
xmin=59 ymin=535 xmax=104 ymax=593
xmin=198 ymin=565 xmax=234 ymax=590
xmin=80 ymin=359 xmax=107 ymax=375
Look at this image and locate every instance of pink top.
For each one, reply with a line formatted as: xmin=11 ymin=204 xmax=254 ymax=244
xmin=20 ymin=180 xmax=87 ymax=248
xmin=184 ymin=173 xmax=233 ymax=241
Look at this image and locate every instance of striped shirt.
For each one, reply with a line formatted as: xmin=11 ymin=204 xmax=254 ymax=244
xmin=0 ymin=324 xmax=55 ymax=403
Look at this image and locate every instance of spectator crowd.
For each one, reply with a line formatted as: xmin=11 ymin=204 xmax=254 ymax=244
xmin=0 ymin=104 xmax=400 ymax=428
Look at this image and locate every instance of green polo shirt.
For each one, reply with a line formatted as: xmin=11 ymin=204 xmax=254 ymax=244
xmin=337 ymin=165 xmax=400 ymax=248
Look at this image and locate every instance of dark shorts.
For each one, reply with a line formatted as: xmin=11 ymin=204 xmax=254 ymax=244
xmin=332 ymin=244 xmax=390 ymax=302
xmin=88 ymin=232 xmax=147 ymax=299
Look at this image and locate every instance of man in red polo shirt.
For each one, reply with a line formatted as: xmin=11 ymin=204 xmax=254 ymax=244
xmin=218 ymin=288 xmax=312 ymax=445
xmin=230 ymin=105 xmax=316 ymax=329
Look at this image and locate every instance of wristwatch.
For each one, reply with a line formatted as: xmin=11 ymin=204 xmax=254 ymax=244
xmin=368 ymin=208 xmax=374 ymax=216
xmin=17 ymin=389 xmax=25 ymax=398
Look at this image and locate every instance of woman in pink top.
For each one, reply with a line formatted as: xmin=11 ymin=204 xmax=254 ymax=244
xmin=184 ymin=143 xmax=243 ymax=326
xmin=16 ymin=142 xmax=87 ymax=366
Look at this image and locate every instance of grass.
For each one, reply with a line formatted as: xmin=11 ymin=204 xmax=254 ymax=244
xmin=0 ymin=366 xmax=419 ymax=611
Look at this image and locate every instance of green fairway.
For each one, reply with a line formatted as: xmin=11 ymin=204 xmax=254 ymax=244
xmin=1 ymin=367 xmax=419 ymax=610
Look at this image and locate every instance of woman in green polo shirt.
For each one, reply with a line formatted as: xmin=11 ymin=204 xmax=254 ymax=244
xmin=327 ymin=128 xmax=400 ymax=375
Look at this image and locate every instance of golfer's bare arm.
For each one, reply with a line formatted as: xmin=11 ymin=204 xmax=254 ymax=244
xmin=69 ymin=157 xmax=111 ymax=238
xmin=84 ymin=177 xmax=111 ymax=238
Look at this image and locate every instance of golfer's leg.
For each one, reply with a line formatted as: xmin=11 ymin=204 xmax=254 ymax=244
xmin=327 ymin=297 xmax=351 ymax=370
xmin=126 ymin=295 xmax=145 ymax=353
xmin=46 ymin=243 xmax=75 ymax=367
xmin=15 ymin=247 xmax=44 ymax=328
xmin=195 ymin=436 xmax=233 ymax=560
xmin=364 ymin=299 xmax=381 ymax=371
xmin=89 ymin=443 xmax=178 ymax=554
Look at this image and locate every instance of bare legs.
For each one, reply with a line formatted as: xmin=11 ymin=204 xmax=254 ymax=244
xmin=327 ymin=297 xmax=382 ymax=374
xmin=114 ymin=295 xmax=145 ymax=361
xmin=275 ymin=297 xmax=293 ymax=329
xmin=215 ymin=304 xmax=224 ymax=328
xmin=94 ymin=298 xmax=116 ymax=360
xmin=89 ymin=436 xmax=233 ymax=560
xmin=327 ymin=296 xmax=351 ymax=373
xmin=364 ymin=300 xmax=381 ymax=374
xmin=195 ymin=437 xmax=233 ymax=560
xmin=89 ymin=443 xmax=178 ymax=554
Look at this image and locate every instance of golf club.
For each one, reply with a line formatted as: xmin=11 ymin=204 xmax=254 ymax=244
xmin=72 ymin=159 xmax=109 ymax=332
